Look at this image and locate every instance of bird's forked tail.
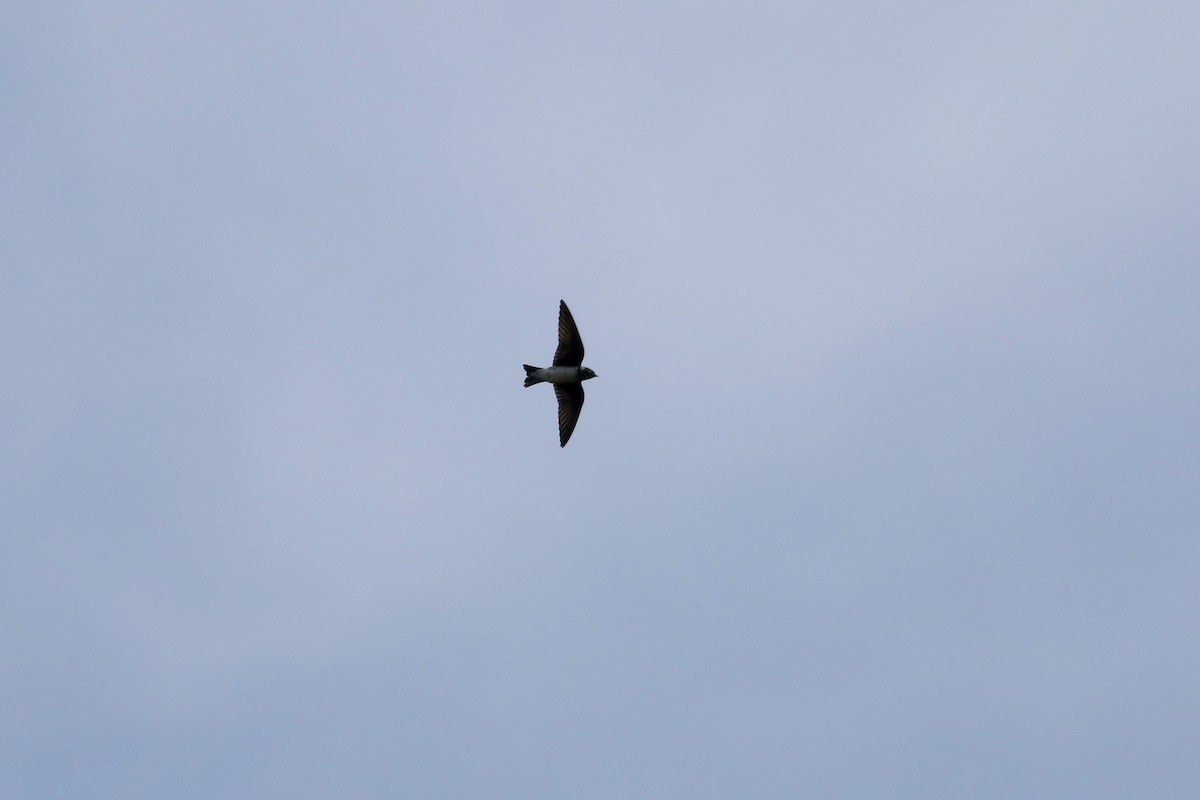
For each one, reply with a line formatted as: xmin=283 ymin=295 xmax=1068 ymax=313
xmin=523 ymin=365 xmax=543 ymax=387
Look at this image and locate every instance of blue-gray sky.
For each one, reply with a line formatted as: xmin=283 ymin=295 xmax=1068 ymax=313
xmin=4 ymin=2 xmax=1199 ymax=797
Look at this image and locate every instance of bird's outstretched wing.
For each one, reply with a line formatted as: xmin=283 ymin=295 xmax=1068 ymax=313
xmin=554 ymin=383 xmax=585 ymax=447
xmin=553 ymin=300 xmax=585 ymax=367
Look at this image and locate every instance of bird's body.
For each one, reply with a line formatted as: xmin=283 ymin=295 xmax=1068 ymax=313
xmin=523 ymin=301 xmax=597 ymax=447
xmin=523 ymin=365 xmax=592 ymax=386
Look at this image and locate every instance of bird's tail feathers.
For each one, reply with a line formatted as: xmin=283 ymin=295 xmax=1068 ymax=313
xmin=523 ymin=365 xmax=543 ymax=387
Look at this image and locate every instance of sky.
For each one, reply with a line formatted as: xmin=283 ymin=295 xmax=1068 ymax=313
xmin=3 ymin=1 xmax=1199 ymax=797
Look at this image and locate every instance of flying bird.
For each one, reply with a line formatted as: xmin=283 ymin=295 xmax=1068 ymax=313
xmin=523 ymin=300 xmax=597 ymax=447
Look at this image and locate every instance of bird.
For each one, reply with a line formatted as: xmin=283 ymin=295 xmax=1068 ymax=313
xmin=523 ymin=300 xmax=598 ymax=447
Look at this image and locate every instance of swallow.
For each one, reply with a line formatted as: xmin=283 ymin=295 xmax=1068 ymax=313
xmin=523 ymin=300 xmax=598 ymax=447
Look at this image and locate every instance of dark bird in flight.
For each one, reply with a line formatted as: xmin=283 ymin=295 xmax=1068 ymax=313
xmin=523 ymin=300 xmax=597 ymax=447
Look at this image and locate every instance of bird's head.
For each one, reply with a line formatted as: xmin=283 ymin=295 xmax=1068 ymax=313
xmin=580 ymin=367 xmax=597 ymax=380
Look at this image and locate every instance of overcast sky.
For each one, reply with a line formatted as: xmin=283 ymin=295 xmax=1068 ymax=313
xmin=3 ymin=1 xmax=1199 ymax=797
